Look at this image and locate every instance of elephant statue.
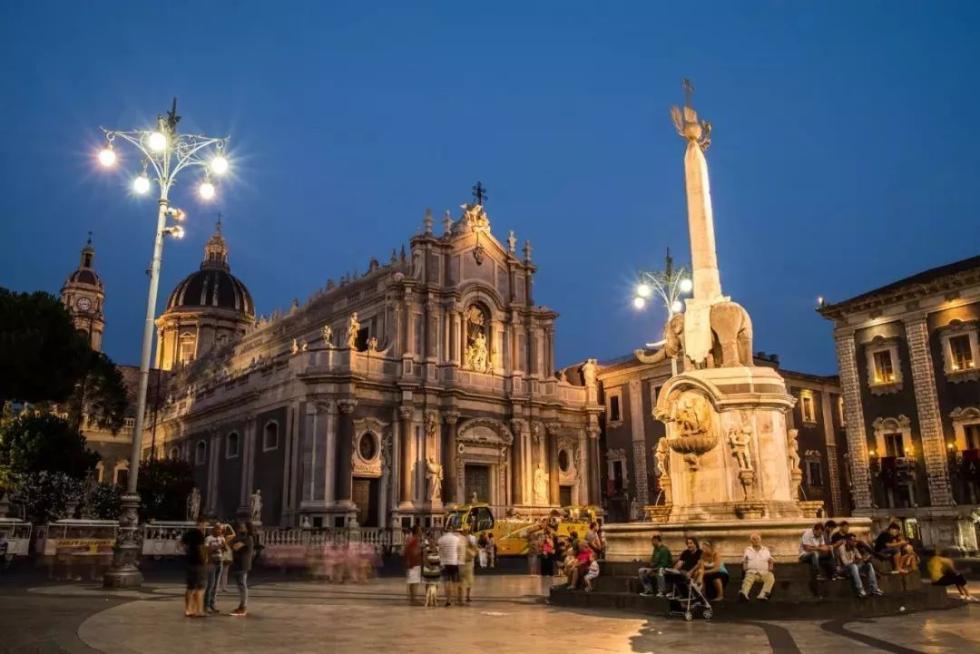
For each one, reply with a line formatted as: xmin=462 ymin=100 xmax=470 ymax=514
xmin=635 ymin=313 xmax=685 ymax=365
xmin=708 ymin=300 xmax=753 ymax=368
xmin=635 ymin=301 xmax=752 ymax=369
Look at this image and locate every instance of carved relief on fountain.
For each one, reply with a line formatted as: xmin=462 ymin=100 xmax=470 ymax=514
xmin=655 ymin=387 xmax=718 ymax=470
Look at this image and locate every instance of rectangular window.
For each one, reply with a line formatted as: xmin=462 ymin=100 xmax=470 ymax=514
xmin=873 ymin=350 xmax=895 ymax=383
xmin=965 ymin=424 xmax=980 ymax=451
xmin=610 ymin=395 xmax=621 ymax=422
xmin=226 ymin=433 xmax=240 ymax=459
xmin=949 ymin=334 xmax=975 ymax=371
xmin=612 ymin=460 xmax=624 ymax=492
xmin=801 ymin=394 xmax=816 ymax=423
xmin=806 ymin=460 xmax=823 ymax=487
xmin=884 ymin=432 xmax=905 ymax=458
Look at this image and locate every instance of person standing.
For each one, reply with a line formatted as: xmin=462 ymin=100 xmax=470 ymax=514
xmin=228 ymin=520 xmax=255 ymax=617
xmin=404 ymin=525 xmax=423 ymax=605
xmin=459 ymin=526 xmax=478 ymax=604
xmin=486 ymin=533 xmax=496 ymax=568
xmin=527 ymin=531 xmax=541 ymax=576
xmin=180 ymin=517 xmax=207 ymax=618
xmin=739 ymin=533 xmax=775 ymax=601
xmin=437 ymin=526 xmax=460 ymax=607
xmin=638 ymin=533 xmax=672 ymax=597
xmin=218 ymin=523 xmax=235 ymax=592
xmin=540 ymin=529 xmax=555 ymax=576
xmin=203 ymin=523 xmax=226 ymax=613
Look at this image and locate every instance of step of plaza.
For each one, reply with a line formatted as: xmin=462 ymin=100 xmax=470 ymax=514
xmin=548 ymin=560 xmax=960 ymax=619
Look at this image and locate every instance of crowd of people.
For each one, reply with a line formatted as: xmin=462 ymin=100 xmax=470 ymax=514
xmin=180 ymin=516 xmax=255 ymax=618
xmin=630 ymin=521 xmax=976 ymax=603
xmin=403 ymin=524 xmax=481 ymax=606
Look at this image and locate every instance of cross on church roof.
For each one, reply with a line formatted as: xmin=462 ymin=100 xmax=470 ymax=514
xmin=471 ymin=181 xmax=488 ymax=206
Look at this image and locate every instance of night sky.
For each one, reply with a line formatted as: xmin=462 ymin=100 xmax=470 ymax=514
xmin=2 ymin=1 xmax=978 ymax=375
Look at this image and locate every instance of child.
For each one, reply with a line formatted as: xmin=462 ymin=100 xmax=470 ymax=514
xmin=584 ymin=552 xmax=600 ymax=592
xmin=422 ymin=538 xmax=442 ymax=607
xmin=899 ymin=543 xmax=920 ymax=574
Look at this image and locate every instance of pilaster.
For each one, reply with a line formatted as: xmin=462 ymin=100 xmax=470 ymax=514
xmin=819 ymin=390 xmax=843 ymax=515
xmin=335 ymin=399 xmax=357 ymax=506
xmin=834 ymin=329 xmax=873 ymax=509
xmin=628 ymin=378 xmax=650 ymax=506
xmin=398 ymin=405 xmax=415 ymax=508
xmin=443 ymin=412 xmax=460 ymax=503
xmin=904 ymin=316 xmax=954 ymax=506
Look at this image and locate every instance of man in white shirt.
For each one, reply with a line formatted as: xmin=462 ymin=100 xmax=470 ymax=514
xmin=437 ymin=527 xmax=461 ymax=607
xmin=739 ymin=533 xmax=775 ymax=601
xmin=799 ymin=522 xmax=836 ymax=581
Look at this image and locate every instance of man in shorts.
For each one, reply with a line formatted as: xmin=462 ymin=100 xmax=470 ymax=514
xmin=459 ymin=526 xmax=479 ymax=603
xmin=438 ymin=526 xmax=461 ymax=606
xmin=180 ymin=516 xmax=208 ymax=617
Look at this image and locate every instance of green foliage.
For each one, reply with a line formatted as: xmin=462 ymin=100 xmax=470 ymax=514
xmin=66 ymin=351 xmax=129 ymax=433
xmin=12 ymin=470 xmax=86 ymax=523
xmin=0 ymin=412 xmax=100 ymax=479
xmin=0 ymin=289 xmax=91 ymax=404
xmin=83 ymin=482 xmax=122 ymax=520
xmin=138 ymin=457 xmax=195 ymax=521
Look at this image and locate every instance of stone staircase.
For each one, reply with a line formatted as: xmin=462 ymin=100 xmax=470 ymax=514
xmin=549 ymin=560 xmax=959 ymax=620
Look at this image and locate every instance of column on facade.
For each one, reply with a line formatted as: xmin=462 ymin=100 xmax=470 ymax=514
xmin=547 ymin=424 xmax=560 ymax=505
xmin=335 ymin=399 xmax=356 ymax=505
xmin=834 ymin=330 xmax=873 ymax=509
xmin=239 ymin=416 xmax=255 ymax=513
xmin=281 ymin=403 xmax=295 ymax=523
xmin=587 ymin=423 xmax=601 ymax=505
xmin=398 ymin=405 xmax=414 ymax=507
xmin=904 ymin=316 xmax=954 ymax=506
xmin=510 ymin=419 xmax=525 ymax=504
xmin=323 ymin=402 xmax=338 ymax=506
xmin=443 ymin=412 xmax=459 ymax=503
xmin=819 ymin=390 xmax=843 ymax=516
xmin=208 ymin=431 xmax=221 ymax=514
xmin=628 ymin=379 xmax=650 ymax=506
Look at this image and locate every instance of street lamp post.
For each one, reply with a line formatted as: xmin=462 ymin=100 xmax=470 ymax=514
xmin=98 ymin=99 xmax=229 ymax=588
xmin=632 ymin=248 xmax=693 ymax=376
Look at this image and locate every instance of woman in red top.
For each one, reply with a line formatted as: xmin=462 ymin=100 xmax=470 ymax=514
xmin=404 ymin=526 xmax=423 ymax=605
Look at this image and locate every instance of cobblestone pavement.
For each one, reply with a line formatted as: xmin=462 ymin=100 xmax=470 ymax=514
xmin=2 ymin=575 xmax=978 ymax=653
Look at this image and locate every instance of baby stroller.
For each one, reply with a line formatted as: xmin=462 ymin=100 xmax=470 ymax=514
xmin=664 ymin=571 xmax=713 ymax=621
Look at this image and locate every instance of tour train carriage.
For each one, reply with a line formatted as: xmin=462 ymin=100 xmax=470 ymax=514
xmin=35 ymin=519 xmax=117 ymax=580
xmin=444 ymin=503 xmax=599 ymax=555
xmin=0 ymin=517 xmax=32 ymax=561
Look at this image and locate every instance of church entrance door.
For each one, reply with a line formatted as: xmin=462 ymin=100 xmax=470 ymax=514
xmin=352 ymin=478 xmax=378 ymax=526
xmin=464 ymin=464 xmax=491 ymax=504
xmin=559 ymin=485 xmax=573 ymax=507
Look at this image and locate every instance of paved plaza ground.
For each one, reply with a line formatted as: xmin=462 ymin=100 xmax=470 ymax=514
xmin=0 ymin=573 xmax=977 ymax=653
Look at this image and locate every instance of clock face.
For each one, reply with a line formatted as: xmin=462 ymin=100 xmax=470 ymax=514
xmin=76 ymin=297 xmax=92 ymax=311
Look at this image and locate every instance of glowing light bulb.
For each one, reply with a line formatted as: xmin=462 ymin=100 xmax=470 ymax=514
xmin=148 ymin=131 xmax=168 ymax=152
xmin=98 ymin=147 xmax=116 ymax=167
xmin=671 ymin=300 xmax=684 ymax=314
xmin=632 ymin=296 xmax=647 ymax=310
xmin=636 ymin=283 xmax=652 ymax=299
xmin=198 ymin=180 xmax=216 ymax=200
xmin=210 ymin=155 xmax=229 ymax=175
xmin=171 ymin=226 xmax=185 ymax=239
xmin=679 ymin=278 xmax=693 ymax=294
xmin=133 ymin=175 xmax=151 ymax=194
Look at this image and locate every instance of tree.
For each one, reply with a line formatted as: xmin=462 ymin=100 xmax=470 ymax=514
xmin=66 ymin=351 xmax=129 ymax=433
xmin=137 ymin=457 xmax=195 ymax=521
xmin=83 ymin=482 xmax=122 ymax=520
xmin=0 ymin=412 xmax=100 ymax=479
xmin=0 ymin=289 xmax=91 ymax=404
xmin=12 ymin=470 xmax=86 ymax=523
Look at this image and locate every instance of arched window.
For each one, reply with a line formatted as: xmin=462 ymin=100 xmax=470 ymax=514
xmin=226 ymin=432 xmax=240 ymax=459
xmin=263 ymin=421 xmax=279 ymax=451
xmin=195 ymin=440 xmax=207 ymax=465
xmin=169 ymin=446 xmax=180 ymax=460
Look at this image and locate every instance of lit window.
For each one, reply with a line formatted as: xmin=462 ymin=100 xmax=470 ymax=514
xmin=800 ymin=392 xmax=817 ymax=423
xmin=873 ymin=350 xmax=895 ymax=384
xmin=949 ymin=334 xmax=974 ymax=371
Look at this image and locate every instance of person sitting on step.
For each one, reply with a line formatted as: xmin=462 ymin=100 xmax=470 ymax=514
xmin=638 ymin=533 xmax=672 ymax=597
xmin=926 ymin=550 xmax=976 ymax=602
xmin=662 ymin=537 xmax=702 ymax=600
xmin=799 ymin=522 xmax=838 ymax=581
xmin=837 ymin=533 xmax=883 ymax=598
xmin=873 ymin=523 xmax=908 ymax=574
xmin=739 ymin=532 xmax=775 ymax=601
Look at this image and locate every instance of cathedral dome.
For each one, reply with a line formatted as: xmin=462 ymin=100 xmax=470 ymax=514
xmin=164 ymin=224 xmax=254 ymax=317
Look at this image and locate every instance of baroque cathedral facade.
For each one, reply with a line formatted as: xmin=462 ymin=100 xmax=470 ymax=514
xmin=142 ymin=199 xmax=602 ymax=528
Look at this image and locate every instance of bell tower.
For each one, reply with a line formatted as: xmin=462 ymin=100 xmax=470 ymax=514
xmin=61 ymin=232 xmax=106 ymax=351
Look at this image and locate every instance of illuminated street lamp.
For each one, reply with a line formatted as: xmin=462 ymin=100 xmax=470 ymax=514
xmin=96 ymin=98 xmax=229 ymax=588
xmin=633 ymin=248 xmax=692 ymax=375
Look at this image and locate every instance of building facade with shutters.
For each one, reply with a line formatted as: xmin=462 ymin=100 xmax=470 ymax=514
xmin=819 ymin=255 xmax=980 ymax=552
xmin=143 ymin=199 xmax=602 ymax=528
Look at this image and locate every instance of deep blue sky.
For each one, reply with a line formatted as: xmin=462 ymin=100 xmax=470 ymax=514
xmin=2 ymin=1 xmax=978 ymax=375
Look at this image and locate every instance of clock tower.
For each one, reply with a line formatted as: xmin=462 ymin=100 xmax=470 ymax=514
xmin=61 ymin=233 xmax=106 ymax=351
